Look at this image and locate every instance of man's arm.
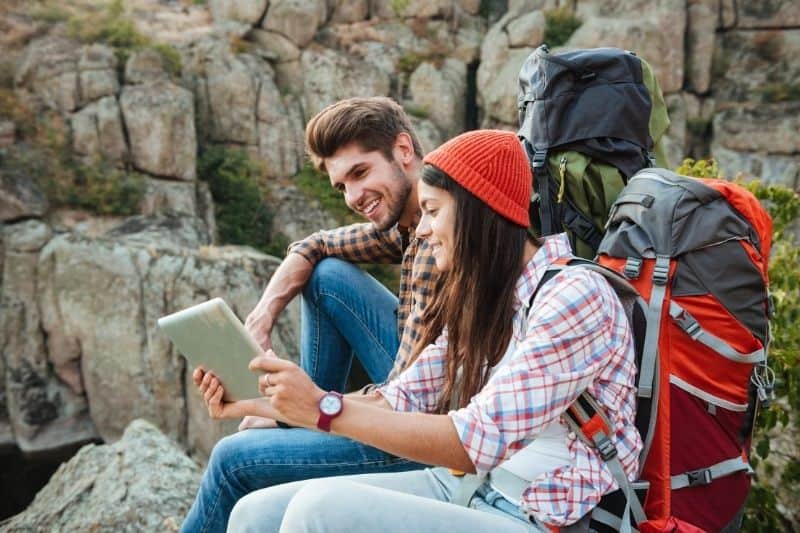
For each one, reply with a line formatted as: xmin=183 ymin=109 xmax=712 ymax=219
xmin=244 ymin=252 xmax=313 ymax=351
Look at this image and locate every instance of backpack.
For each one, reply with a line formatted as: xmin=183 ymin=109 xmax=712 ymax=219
xmin=536 ymin=169 xmax=774 ymax=532
xmin=517 ymin=45 xmax=671 ymax=259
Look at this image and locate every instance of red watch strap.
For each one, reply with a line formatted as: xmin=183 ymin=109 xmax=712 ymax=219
xmin=317 ymin=392 xmax=343 ymax=432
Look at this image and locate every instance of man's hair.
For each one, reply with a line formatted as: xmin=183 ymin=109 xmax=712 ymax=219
xmin=305 ymin=97 xmax=424 ymax=172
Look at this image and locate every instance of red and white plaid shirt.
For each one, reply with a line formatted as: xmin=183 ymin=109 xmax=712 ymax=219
xmin=380 ymin=234 xmax=641 ymax=526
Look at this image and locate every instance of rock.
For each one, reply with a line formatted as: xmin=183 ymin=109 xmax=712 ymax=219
xmin=120 ymin=80 xmax=197 ymax=181
xmin=1 ymin=419 xmax=201 ymax=532
xmin=719 ymin=0 xmax=736 ymax=29
xmin=70 ymin=96 xmax=128 ymax=163
xmin=712 ymin=146 xmax=800 ymax=190
xmin=14 ymin=36 xmax=80 ymax=113
xmin=477 ymin=26 xmax=532 ymax=126
xmin=567 ymin=11 xmax=686 ymax=94
xmin=0 ymin=121 xmax=14 ymax=147
xmin=452 ymin=24 xmax=484 ymax=64
xmin=0 ymin=173 xmax=48 ymax=222
xmin=209 ymin=0 xmax=269 ymax=26
xmin=737 ymin=0 xmax=800 ymax=29
xmin=263 ymin=0 xmax=327 ymax=47
xmin=35 ymin=230 xmax=299 ymax=451
xmin=408 ymin=115 xmax=444 ymax=155
xmin=265 ymin=179 xmax=339 ymax=244
xmin=203 ymin=51 xmax=262 ymax=145
xmin=662 ymin=94 xmax=687 ymax=169
xmin=125 ymin=48 xmax=169 ymax=85
xmin=77 ymin=44 xmax=119 ymax=106
xmin=686 ymin=0 xmax=716 ymax=94
xmin=393 ymin=0 xmax=454 ymax=19
xmin=409 ymin=59 xmax=467 ymax=139
xmin=1 ymin=221 xmax=98 ymax=455
xmin=196 ymin=181 xmax=218 ymax=245
xmin=140 ymin=178 xmax=200 ymax=219
xmin=257 ymin=83 xmax=305 ymax=178
xmin=507 ymin=10 xmax=546 ymax=48
xmin=458 ymin=0 xmax=482 ymax=15
xmin=713 ymin=103 xmax=800 ymax=156
xmin=105 ymin=215 xmax=208 ymax=250
xmin=300 ymin=46 xmax=391 ymax=121
xmin=330 ymin=0 xmax=369 ymax=23
xmin=715 ymin=30 xmax=800 ymax=104
xmin=248 ymin=29 xmax=302 ymax=62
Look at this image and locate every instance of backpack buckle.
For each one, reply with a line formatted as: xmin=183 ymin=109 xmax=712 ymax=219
xmin=623 ymin=257 xmax=642 ymax=279
xmin=531 ymin=149 xmax=548 ymax=168
xmin=686 ymin=468 xmax=713 ymax=487
xmin=594 ymin=433 xmax=618 ymax=462
xmin=653 ymin=256 xmax=670 ymax=285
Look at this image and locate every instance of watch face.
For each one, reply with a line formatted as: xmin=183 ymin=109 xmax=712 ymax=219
xmin=320 ymin=394 xmax=342 ymax=415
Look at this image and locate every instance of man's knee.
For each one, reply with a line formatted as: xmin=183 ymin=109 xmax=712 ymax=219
xmin=302 ymin=258 xmax=357 ymax=304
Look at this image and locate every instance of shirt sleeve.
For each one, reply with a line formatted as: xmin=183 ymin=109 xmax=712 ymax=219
xmin=378 ymin=329 xmax=448 ymax=413
xmin=288 ymin=223 xmax=404 ymax=267
xmin=448 ymin=270 xmax=614 ymax=473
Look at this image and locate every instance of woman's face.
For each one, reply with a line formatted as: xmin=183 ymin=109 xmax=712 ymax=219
xmin=417 ymin=180 xmax=457 ymax=272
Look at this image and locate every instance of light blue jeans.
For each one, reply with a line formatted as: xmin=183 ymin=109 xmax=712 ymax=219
xmin=181 ymin=259 xmax=424 ymax=533
xmin=227 ymin=468 xmax=544 ymax=532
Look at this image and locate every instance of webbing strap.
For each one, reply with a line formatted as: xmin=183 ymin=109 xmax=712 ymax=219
xmin=669 ymin=302 xmax=766 ymax=364
xmin=451 ymin=472 xmax=486 ymax=507
xmin=670 ymin=456 xmax=753 ymax=490
xmin=638 ymin=255 xmax=670 ymax=398
xmin=591 ymin=507 xmax=640 ymax=533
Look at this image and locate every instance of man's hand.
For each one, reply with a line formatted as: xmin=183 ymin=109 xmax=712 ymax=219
xmin=244 ymin=305 xmax=274 ymax=353
xmin=249 ymin=351 xmax=326 ymax=429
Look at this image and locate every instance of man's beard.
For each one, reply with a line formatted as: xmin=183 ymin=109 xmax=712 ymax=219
xmin=373 ymin=162 xmax=412 ymax=231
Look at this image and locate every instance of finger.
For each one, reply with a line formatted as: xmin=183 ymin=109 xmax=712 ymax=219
xmin=212 ymin=384 xmax=224 ymax=405
xmin=204 ymin=377 xmax=219 ymax=403
xmin=265 ymin=349 xmax=279 ymax=359
xmin=249 ymin=354 xmax=293 ymax=373
xmin=193 ymin=367 xmax=205 ymax=385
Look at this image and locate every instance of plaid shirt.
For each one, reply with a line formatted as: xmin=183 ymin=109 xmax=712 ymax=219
xmin=379 ymin=234 xmax=641 ymax=527
xmin=288 ymin=222 xmax=438 ymax=379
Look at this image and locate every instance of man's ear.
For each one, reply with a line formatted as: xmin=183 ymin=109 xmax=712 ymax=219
xmin=393 ymin=132 xmax=415 ymax=166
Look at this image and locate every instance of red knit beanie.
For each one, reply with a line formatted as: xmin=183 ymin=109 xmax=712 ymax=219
xmin=423 ymin=130 xmax=531 ymax=227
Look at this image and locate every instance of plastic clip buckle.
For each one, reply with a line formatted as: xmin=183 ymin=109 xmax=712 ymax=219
xmin=653 ymin=259 xmax=669 ymax=286
xmin=686 ymin=468 xmax=713 ymax=487
xmin=623 ymin=257 xmax=642 ymax=280
xmin=595 ymin=434 xmax=618 ymax=462
xmin=531 ymin=149 xmax=548 ymax=169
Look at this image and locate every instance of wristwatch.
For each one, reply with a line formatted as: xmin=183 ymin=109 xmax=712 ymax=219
xmin=317 ymin=391 xmax=344 ymax=432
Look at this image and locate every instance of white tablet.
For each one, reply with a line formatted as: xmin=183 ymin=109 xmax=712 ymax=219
xmin=158 ymin=298 xmax=263 ymax=401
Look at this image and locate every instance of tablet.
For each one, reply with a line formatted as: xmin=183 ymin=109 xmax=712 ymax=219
xmin=158 ymin=298 xmax=263 ymax=401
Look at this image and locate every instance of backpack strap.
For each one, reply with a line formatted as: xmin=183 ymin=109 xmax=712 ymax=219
xmin=638 ymin=254 xmax=670 ymax=399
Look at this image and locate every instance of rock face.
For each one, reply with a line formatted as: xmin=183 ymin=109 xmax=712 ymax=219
xmin=1 ymin=419 xmax=201 ymax=532
xmin=0 ymin=175 xmax=48 ymax=222
xmin=70 ymin=96 xmax=128 ymax=163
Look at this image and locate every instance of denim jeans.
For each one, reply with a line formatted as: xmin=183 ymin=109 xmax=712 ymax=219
xmin=181 ymin=258 xmax=424 ymax=533
xmin=227 ymin=468 xmax=544 ymax=533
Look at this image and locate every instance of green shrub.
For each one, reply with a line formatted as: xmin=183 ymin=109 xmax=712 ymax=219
xmin=198 ymin=146 xmax=277 ymax=254
xmin=677 ymin=158 xmax=800 ymax=531
xmin=759 ymin=82 xmax=800 ymax=103
xmin=151 ymin=43 xmax=183 ymax=78
xmin=543 ymin=7 xmax=582 ymax=48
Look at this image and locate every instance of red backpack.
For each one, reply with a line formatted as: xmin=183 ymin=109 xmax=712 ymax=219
xmin=550 ymin=168 xmax=773 ymax=532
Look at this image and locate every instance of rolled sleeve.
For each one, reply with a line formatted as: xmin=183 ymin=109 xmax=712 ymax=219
xmin=287 ymin=223 xmax=404 ymax=268
xmin=378 ymin=330 xmax=448 ymax=413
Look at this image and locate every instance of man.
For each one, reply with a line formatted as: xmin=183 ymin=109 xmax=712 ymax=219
xmin=182 ymin=97 xmax=437 ymax=532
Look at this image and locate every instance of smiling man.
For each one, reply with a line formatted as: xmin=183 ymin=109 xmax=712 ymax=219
xmin=181 ymin=97 xmax=438 ymax=532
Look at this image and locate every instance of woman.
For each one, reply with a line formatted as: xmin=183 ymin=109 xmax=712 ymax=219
xmin=197 ymin=130 xmax=641 ymax=532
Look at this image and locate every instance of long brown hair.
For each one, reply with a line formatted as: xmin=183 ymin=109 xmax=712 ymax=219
xmin=415 ymin=164 xmax=529 ymax=413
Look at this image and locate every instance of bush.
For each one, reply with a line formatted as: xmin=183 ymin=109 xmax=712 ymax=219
xmin=677 ymin=159 xmax=800 ymax=530
xmin=543 ymin=7 xmax=582 ymax=48
xmin=197 ymin=146 xmax=279 ymax=254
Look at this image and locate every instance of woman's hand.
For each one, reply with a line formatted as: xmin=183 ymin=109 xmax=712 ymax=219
xmin=238 ymin=416 xmax=278 ymax=431
xmin=193 ymin=367 xmax=279 ymax=421
xmin=249 ymin=350 xmax=326 ymax=429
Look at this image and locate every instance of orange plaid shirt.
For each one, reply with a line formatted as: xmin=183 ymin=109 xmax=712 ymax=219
xmin=288 ymin=222 xmax=438 ymax=380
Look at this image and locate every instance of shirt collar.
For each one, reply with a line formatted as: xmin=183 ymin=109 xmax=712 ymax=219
xmin=515 ymin=233 xmax=574 ymax=312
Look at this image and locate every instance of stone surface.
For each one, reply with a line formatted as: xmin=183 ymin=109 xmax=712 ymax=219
xmin=0 ymin=121 xmax=14 ymax=147
xmin=300 ymin=46 xmax=391 ymax=121
xmin=713 ymin=103 xmax=800 ymax=155
xmin=686 ymin=0 xmax=716 ymax=94
xmin=737 ymin=0 xmax=800 ymax=29
xmin=1 ymin=419 xmax=201 ymax=532
xmin=14 ymin=36 xmax=80 ymax=113
xmin=77 ymin=44 xmax=119 ymax=106
xmin=409 ymin=59 xmax=467 ymax=140
xmin=125 ymin=48 xmax=169 ymax=85
xmin=715 ymin=30 xmax=800 ymax=103
xmin=330 ymin=0 xmax=369 ymax=23
xmin=507 ymin=10 xmax=545 ymax=48
xmin=209 ymin=0 xmax=268 ymax=26
xmin=0 ymin=174 xmax=48 ymax=222
xmin=248 ymin=28 xmax=301 ymax=62
xmin=408 ymin=116 xmax=444 ymax=155
xmin=140 ymin=178 xmax=199 ymax=218
xmin=265 ymin=179 xmax=339 ymax=244
xmin=712 ymin=146 xmax=800 ymax=190
xmin=263 ymin=0 xmax=327 ymax=47
xmin=202 ymin=51 xmax=263 ymax=145
xmin=257 ymin=82 xmax=305 ymax=178
xmin=70 ymin=96 xmax=128 ymax=163
xmin=120 ymin=81 xmax=197 ymax=181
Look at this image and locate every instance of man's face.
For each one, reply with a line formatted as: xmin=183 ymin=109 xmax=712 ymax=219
xmin=325 ymin=143 xmax=413 ymax=231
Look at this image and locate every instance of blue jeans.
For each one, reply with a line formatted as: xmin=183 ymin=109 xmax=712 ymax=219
xmin=182 ymin=259 xmax=423 ymax=533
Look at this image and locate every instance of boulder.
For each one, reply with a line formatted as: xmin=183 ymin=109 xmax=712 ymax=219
xmin=330 ymin=0 xmax=369 ymax=23
xmin=1 ymin=221 xmax=98 ymax=455
xmin=408 ymin=115 xmax=444 ymax=155
xmin=140 ymin=178 xmax=200 ymax=219
xmin=300 ymin=46 xmax=391 ymax=121
xmin=686 ymin=0 xmax=716 ymax=94
xmin=70 ymin=96 xmax=128 ymax=163
xmin=248 ymin=29 xmax=302 ymax=62
xmin=120 ymin=81 xmax=197 ymax=181
xmin=14 ymin=36 xmax=80 ymax=113
xmin=209 ymin=0 xmax=269 ymax=26
xmin=0 ymin=121 xmax=14 ymax=147
xmin=125 ymin=48 xmax=170 ymax=85
xmin=736 ymin=0 xmax=800 ymax=29
xmin=202 ymin=51 xmax=263 ymax=145
xmin=1 ymin=419 xmax=201 ymax=533
xmin=713 ymin=103 xmax=800 ymax=155
xmin=265 ymin=179 xmax=339 ymax=244
xmin=36 ymin=230 xmax=299 ymax=451
xmin=712 ymin=146 xmax=800 ymax=190
xmin=0 ymin=173 xmax=48 ymax=222
xmin=506 ymin=10 xmax=546 ymax=48
xmin=478 ymin=42 xmax=533 ymax=125
xmin=715 ymin=30 xmax=800 ymax=103
xmin=392 ymin=0 xmax=454 ymax=19
xmin=77 ymin=44 xmax=119 ymax=107
xmin=256 ymin=82 xmax=305 ymax=178
xmin=263 ymin=0 xmax=327 ymax=47
xmin=409 ymin=59 xmax=467 ymax=139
